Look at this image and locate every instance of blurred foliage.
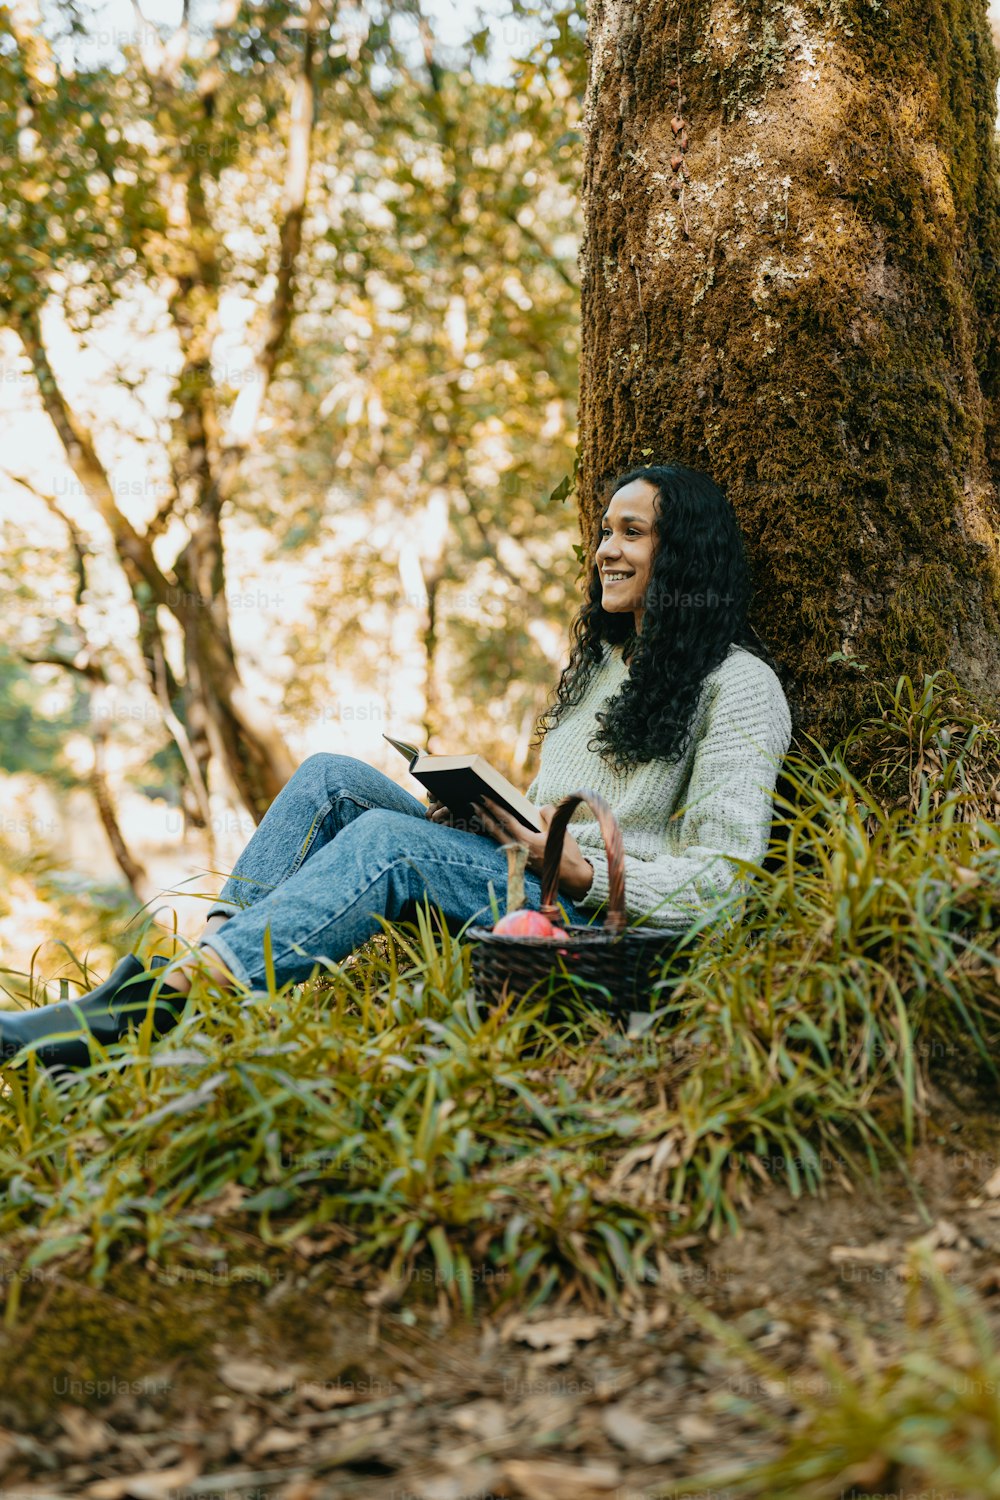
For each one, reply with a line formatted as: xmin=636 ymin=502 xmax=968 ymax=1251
xmin=0 ymin=815 xmax=136 ymax=1010
xmin=257 ymin=2 xmax=588 ymax=760
xmin=0 ymin=0 xmax=588 ymax=847
xmin=0 ymin=643 xmax=77 ymax=788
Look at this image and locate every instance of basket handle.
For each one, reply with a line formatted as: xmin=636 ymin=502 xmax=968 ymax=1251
xmin=538 ymin=787 xmax=627 ymax=934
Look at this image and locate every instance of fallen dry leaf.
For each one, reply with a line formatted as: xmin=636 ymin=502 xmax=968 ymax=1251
xmin=57 ymin=1405 xmax=115 ymax=1461
xmin=251 ymin=1427 xmax=307 ymax=1459
xmin=502 ymin=1458 xmax=621 ymax=1499
xmin=279 ymin=1481 xmax=323 ymax=1500
xmin=842 ymin=1452 xmax=892 ymax=1488
xmin=228 ymin=1410 xmax=259 ymax=1455
xmin=293 ymin=1230 xmax=351 ymax=1259
xmin=982 ymin=1165 xmax=1000 ymax=1198
xmin=677 ymin=1412 xmax=715 ymax=1444
xmin=448 ymin=1399 xmax=507 ymax=1441
xmin=88 ymin=1482 xmax=133 ymax=1500
xmin=601 ymin=1404 xmax=681 ymax=1462
xmin=525 ymin=1342 xmax=574 ymax=1368
xmin=510 ymin=1316 xmax=606 ymax=1350
xmin=202 ymin=1182 xmax=248 ymax=1216
xmin=218 ymin=1358 xmax=299 ymax=1396
xmin=908 ymin=1219 xmax=970 ymax=1254
xmin=829 ymin=1243 xmax=895 ymax=1265
xmin=413 ymin=1466 xmax=503 ymax=1500
xmin=363 ymin=1272 xmax=409 ymax=1310
xmin=88 ymin=1458 xmax=201 ymax=1500
xmin=130 ymin=1462 xmax=202 ymax=1500
xmin=900 ymin=1246 xmax=964 ymax=1280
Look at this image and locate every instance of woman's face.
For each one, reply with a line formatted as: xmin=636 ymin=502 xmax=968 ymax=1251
xmin=595 ymin=479 xmax=660 ymax=628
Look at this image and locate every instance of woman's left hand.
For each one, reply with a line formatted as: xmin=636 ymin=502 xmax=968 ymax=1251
xmin=473 ymin=797 xmax=594 ymax=903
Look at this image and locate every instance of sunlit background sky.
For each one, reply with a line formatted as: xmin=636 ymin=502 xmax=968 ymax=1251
xmin=52 ymin=0 xmax=534 ymax=76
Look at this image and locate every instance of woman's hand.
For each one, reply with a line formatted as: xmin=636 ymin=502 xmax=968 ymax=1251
xmin=471 ymin=796 xmax=594 ymax=903
xmin=426 ymin=798 xmax=485 ymax=832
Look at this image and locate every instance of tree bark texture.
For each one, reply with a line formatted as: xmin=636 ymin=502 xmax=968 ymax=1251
xmin=579 ymin=0 xmax=1000 ymax=746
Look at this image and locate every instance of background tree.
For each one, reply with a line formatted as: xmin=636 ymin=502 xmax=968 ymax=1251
xmin=266 ymin=0 xmax=585 ymax=764
xmin=578 ymin=0 xmax=1000 ymax=746
xmin=0 ymin=0 xmax=356 ymax=822
xmin=7 ymin=473 xmax=151 ymax=899
xmin=0 ymin=1 xmax=587 ymax=966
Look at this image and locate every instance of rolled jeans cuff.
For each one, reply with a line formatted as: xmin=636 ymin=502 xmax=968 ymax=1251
xmin=205 ymin=900 xmax=243 ymax=921
xmin=198 ymin=932 xmax=343 ymax=996
xmin=198 ymin=932 xmax=255 ymax=991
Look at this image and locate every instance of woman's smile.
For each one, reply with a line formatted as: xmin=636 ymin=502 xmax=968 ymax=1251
xmin=595 ymin=478 xmax=659 ymax=631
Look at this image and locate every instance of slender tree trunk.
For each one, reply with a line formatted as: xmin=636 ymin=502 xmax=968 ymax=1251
xmin=173 ymin=570 xmax=296 ymax=822
xmin=11 ymin=482 xmax=152 ymax=897
xmin=89 ymin=712 xmax=151 ymax=904
xmin=579 ymin=0 xmax=1000 ymax=747
xmin=423 ymin=566 xmax=445 ymax=748
xmin=12 ymin=307 xmax=294 ymax=822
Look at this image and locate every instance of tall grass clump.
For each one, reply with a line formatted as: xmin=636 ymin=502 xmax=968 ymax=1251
xmin=840 ymin=668 xmax=1000 ymax=834
xmin=0 ymin=673 xmax=997 ymax=1314
xmin=651 ymin=671 xmax=999 ymax=1230
xmin=671 ymin=1257 xmax=1000 ymax=1499
xmin=0 ymin=823 xmax=134 ymax=1004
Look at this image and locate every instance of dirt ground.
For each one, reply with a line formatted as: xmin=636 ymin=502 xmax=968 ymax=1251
xmin=2 ymin=1074 xmax=1000 ymax=1500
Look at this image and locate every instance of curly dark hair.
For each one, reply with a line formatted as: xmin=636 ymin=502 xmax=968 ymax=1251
xmin=533 ymin=463 xmax=785 ymax=774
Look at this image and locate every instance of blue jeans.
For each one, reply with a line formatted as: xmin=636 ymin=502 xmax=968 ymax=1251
xmin=199 ymin=754 xmax=591 ymax=992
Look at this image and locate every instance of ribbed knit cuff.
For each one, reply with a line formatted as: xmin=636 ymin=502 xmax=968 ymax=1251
xmin=578 ymin=849 xmax=610 ymax=914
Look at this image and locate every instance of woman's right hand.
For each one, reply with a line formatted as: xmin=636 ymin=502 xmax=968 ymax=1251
xmin=427 ymin=799 xmax=485 ymax=834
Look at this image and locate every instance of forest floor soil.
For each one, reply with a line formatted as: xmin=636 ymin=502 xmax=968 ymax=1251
xmin=2 ymin=1073 xmax=999 ymax=1500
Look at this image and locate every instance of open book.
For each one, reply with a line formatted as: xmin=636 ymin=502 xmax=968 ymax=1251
xmin=383 ymin=734 xmax=543 ymax=833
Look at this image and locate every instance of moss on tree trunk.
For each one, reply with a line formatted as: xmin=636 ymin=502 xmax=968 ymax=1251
xmin=579 ymin=0 xmax=1000 ymax=746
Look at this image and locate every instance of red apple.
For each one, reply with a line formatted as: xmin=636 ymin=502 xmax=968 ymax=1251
xmin=493 ymin=909 xmax=558 ymax=937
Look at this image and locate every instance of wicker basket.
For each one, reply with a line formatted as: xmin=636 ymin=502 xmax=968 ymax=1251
xmin=467 ymin=787 xmax=686 ymax=1017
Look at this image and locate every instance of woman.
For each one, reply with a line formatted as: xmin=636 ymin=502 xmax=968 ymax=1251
xmin=0 ymin=464 xmax=793 ymax=1070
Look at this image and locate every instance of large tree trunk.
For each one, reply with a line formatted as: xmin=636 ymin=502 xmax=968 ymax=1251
xmin=579 ymin=0 xmax=1000 ymax=747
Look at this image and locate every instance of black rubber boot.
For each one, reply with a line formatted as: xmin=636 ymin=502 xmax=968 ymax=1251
xmin=0 ymin=954 xmax=189 ymax=1071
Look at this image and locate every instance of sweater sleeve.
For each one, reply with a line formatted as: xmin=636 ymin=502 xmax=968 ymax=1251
xmin=575 ymin=662 xmax=792 ymax=930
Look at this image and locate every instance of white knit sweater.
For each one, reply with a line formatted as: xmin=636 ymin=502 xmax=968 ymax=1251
xmin=525 ymin=643 xmax=792 ymax=929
